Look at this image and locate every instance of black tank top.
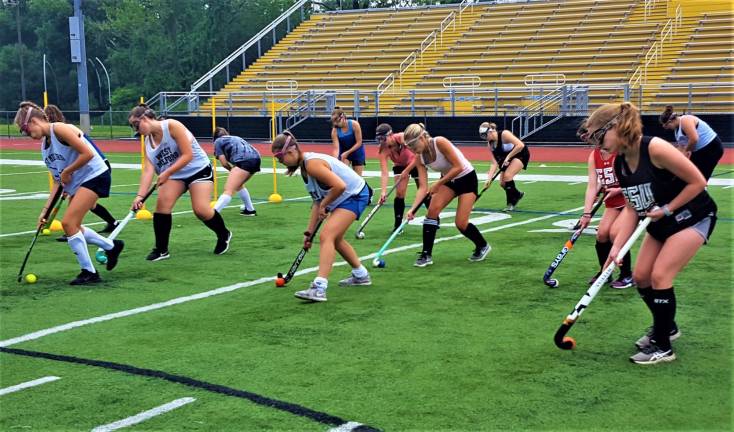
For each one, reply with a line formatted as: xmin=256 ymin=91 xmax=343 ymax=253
xmin=615 ymin=136 xmax=715 ymax=219
xmin=491 ymin=129 xmax=529 ymax=163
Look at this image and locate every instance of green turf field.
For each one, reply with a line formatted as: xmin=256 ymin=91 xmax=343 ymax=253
xmin=1 ymin=150 xmax=731 ymax=431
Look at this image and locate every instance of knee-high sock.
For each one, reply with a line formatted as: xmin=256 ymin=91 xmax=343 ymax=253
xmin=91 ymin=203 xmax=116 ymax=225
xmin=620 ymin=251 xmax=632 ymax=278
xmin=422 ymin=218 xmax=439 ymax=256
xmin=82 ymin=227 xmax=113 ymax=250
xmin=650 ymin=288 xmax=676 ymax=350
xmin=203 ymin=210 xmax=228 ymax=238
xmin=595 ymin=240 xmax=612 ymax=268
xmin=459 ymin=223 xmax=487 ymax=249
xmin=394 ymin=197 xmax=405 ymax=229
xmin=153 ymin=212 xmax=172 ymax=252
xmin=239 ymin=188 xmax=254 ymax=211
xmin=213 ymin=193 xmax=232 ymax=213
xmin=67 ymin=230 xmax=95 ymax=273
xmin=504 ymin=180 xmax=521 ymax=203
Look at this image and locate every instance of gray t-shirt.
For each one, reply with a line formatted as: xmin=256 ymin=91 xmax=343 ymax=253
xmin=213 ymin=135 xmax=260 ymax=163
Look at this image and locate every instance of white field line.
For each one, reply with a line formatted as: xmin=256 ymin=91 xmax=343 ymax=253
xmin=329 ymin=422 xmax=364 ymax=432
xmin=0 ymin=206 xmax=581 ymax=348
xmin=0 ymin=376 xmax=60 ymax=396
xmin=91 ymin=397 xmax=196 ymax=432
xmin=0 ymin=170 xmax=49 ymax=176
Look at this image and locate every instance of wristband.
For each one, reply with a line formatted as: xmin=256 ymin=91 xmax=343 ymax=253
xmin=662 ymin=204 xmax=672 ymax=217
xmin=303 ymin=231 xmax=312 ymax=237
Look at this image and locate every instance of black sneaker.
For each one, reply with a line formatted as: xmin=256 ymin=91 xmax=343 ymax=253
xmin=100 ymin=221 xmax=119 ymax=234
xmin=414 ymin=252 xmax=433 ymax=267
xmin=105 ymin=239 xmax=124 ymax=271
xmin=214 ymin=230 xmax=232 ymax=255
xmin=146 ymin=249 xmax=170 ymax=261
xmin=56 ymin=235 xmax=68 ymax=242
xmin=240 ymin=209 xmax=257 ymax=217
xmin=70 ymin=269 xmax=101 ymax=285
xmin=513 ymin=191 xmax=525 ymax=206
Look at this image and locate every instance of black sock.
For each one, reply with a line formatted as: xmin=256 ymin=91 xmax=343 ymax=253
xmin=595 ymin=240 xmax=612 ymax=268
xmin=153 ymin=212 xmax=172 ymax=252
xmin=459 ymin=223 xmax=487 ymax=249
xmin=620 ymin=251 xmax=632 ymax=278
xmin=202 ymin=210 xmax=229 ymax=238
xmin=650 ymin=288 xmax=676 ymax=350
xmin=91 ymin=203 xmax=116 ymax=225
xmin=394 ymin=197 xmax=405 ymax=229
xmin=422 ymin=218 xmax=439 ymax=256
xmin=503 ymin=183 xmax=513 ymax=204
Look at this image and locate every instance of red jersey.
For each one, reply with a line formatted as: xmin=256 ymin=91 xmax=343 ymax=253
xmin=380 ymin=132 xmax=414 ymax=167
xmin=593 ymin=148 xmax=626 ymax=208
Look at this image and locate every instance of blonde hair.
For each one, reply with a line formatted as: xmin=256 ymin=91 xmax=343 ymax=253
xmin=403 ymin=123 xmax=429 ymax=145
xmin=331 ymin=106 xmax=345 ymax=124
xmin=14 ymin=101 xmax=47 ymax=128
xmin=585 ymin=102 xmax=642 ymax=149
xmin=271 ymin=130 xmax=301 ymax=176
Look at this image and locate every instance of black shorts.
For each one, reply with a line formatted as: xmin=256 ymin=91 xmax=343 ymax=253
xmin=647 ymin=209 xmax=717 ymax=243
xmin=178 ymin=165 xmax=213 ymax=190
xmin=234 ymin=158 xmax=261 ymax=174
xmin=691 ymin=136 xmax=723 ymax=180
xmin=80 ymin=169 xmax=111 ymax=198
xmin=393 ymin=165 xmax=419 ymax=178
xmin=445 ymin=170 xmax=478 ymax=196
xmin=506 ymin=148 xmax=531 ymax=170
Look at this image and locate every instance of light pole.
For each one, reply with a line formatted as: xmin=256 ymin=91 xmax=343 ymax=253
xmin=44 ymin=56 xmax=60 ymax=104
xmin=95 ymin=57 xmax=112 ymax=137
xmin=87 ymin=58 xmax=102 ymax=111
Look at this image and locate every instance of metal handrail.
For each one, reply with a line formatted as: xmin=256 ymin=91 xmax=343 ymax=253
xmin=524 ymin=74 xmax=566 ymax=87
xmin=377 ymin=73 xmax=395 ymax=95
xmin=266 ymin=80 xmax=299 ymax=92
xmin=458 ymin=0 xmax=473 ymax=24
xmin=442 ymin=75 xmax=481 ymax=89
xmin=399 ymin=51 xmax=417 ymax=76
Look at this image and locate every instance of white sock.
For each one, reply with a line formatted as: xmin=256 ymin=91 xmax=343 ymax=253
xmin=238 ymin=188 xmax=254 ymax=211
xmin=352 ymin=265 xmax=368 ymax=278
xmin=67 ymin=231 xmax=95 ymax=273
xmin=313 ymin=277 xmax=328 ymax=291
xmin=214 ymin=193 xmax=232 ymax=212
xmin=82 ymin=227 xmax=113 ymax=250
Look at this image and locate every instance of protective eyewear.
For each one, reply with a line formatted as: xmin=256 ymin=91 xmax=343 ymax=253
xmin=274 ymin=134 xmax=294 ymax=161
xmin=587 ymin=118 xmax=617 ymax=147
xmin=376 ymin=130 xmax=392 ymax=144
xmin=129 ymin=118 xmax=142 ymax=132
xmin=478 ymin=126 xmax=495 ymax=140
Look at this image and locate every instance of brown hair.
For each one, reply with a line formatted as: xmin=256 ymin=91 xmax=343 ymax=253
xmin=213 ymin=127 xmax=229 ymax=140
xmin=271 ymin=130 xmax=301 ymax=176
xmin=585 ymin=102 xmax=642 ymax=149
xmin=403 ymin=123 xmax=429 ymax=145
xmin=128 ymin=103 xmax=157 ymax=120
xmin=44 ymin=104 xmax=65 ymax=123
xmin=659 ymin=105 xmax=677 ymax=125
xmin=14 ymin=101 xmax=47 ymax=128
xmin=330 ymin=106 xmax=345 ymax=124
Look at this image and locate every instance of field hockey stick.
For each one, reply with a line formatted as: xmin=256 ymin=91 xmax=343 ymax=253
xmin=476 ymin=169 xmax=502 ymax=202
xmin=276 ymin=217 xmax=325 ymax=285
xmin=554 ymin=215 xmax=652 ymax=350
xmin=542 ymin=192 xmax=608 ymax=288
xmin=44 ymin=194 xmax=66 ymax=230
xmin=371 ymin=194 xmax=430 ymax=267
xmin=17 ymin=187 xmax=64 ymax=282
xmin=95 ymin=185 xmax=157 ymax=263
xmin=355 ymin=177 xmax=403 ymax=239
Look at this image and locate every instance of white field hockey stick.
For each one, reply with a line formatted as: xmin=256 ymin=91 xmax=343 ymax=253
xmin=355 ymin=176 xmax=403 ymax=239
xmin=554 ymin=215 xmax=652 ymax=350
xmin=95 ymin=185 xmax=157 ymax=263
xmin=371 ymin=195 xmax=430 ymax=267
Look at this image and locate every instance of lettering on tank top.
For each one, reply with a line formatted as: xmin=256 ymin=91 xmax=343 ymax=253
xmin=621 ymin=183 xmax=655 ymax=213
xmin=155 ymin=147 xmax=180 ymax=171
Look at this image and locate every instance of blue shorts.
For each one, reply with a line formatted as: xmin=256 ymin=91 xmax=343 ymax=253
xmin=334 ymin=185 xmax=370 ymax=219
xmin=340 ymin=147 xmax=366 ymax=167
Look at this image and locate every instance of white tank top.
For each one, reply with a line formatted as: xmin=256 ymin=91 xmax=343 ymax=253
xmin=145 ymin=120 xmax=210 ymax=179
xmin=303 ymin=153 xmax=366 ymax=210
xmin=675 ymin=116 xmax=718 ymax=152
xmin=41 ymin=124 xmax=108 ymax=195
xmin=420 ymin=138 xmax=473 ymax=179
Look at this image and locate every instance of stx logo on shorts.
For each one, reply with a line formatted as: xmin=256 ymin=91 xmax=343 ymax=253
xmin=622 ymin=183 xmax=655 ymax=212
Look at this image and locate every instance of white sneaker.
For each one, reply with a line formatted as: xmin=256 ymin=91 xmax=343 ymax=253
xmin=629 ymin=345 xmax=676 ymax=365
xmin=294 ymin=285 xmax=327 ymax=302
xmin=339 ymin=274 xmax=372 ymax=286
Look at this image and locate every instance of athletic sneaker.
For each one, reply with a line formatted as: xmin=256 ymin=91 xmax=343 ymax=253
xmin=469 ymin=244 xmax=491 ymax=262
xmin=105 ymin=239 xmax=125 ymax=271
xmin=503 ymin=204 xmax=515 ymax=212
xmin=338 ymin=274 xmax=372 ymax=286
xmin=240 ymin=209 xmax=257 ymax=217
xmin=294 ymin=285 xmax=327 ymax=302
xmin=610 ymin=276 xmax=634 ymax=289
xmin=100 ymin=221 xmax=119 ymax=234
xmin=70 ymin=269 xmax=101 ymax=286
xmin=414 ymin=252 xmax=433 ymax=267
xmin=588 ymin=271 xmax=611 ymax=286
xmin=635 ymin=326 xmax=681 ymax=351
xmin=629 ymin=345 xmax=676 ymax=365
xmin=56 ymin=235 xmax=68 ymax=242
xmin=146 ymin=249 xmax=170 ymax=261
xmin=214 ymin=230 xmax=232 ymax=255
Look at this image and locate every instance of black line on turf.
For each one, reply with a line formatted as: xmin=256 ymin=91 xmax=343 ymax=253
xmin=0 ymin=347 xmax=380 ymax=431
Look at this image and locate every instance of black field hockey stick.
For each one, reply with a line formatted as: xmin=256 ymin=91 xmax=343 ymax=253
xmin=554 ymin=215 xmax=652 ymax=350
xmin=355 ymin=177 xmax=403 ymax=240
xmin=276 ymin=217 xmax=325 ymax=285
xmin=44 ymin=194 xmax=66 ymax=230
xmin=17 ymin=187 xmax=64 ymax=282
xmin=476 ymin=169 xmax=502 ymax=202
xmin=542 ymin=192 xmax=608 ymax=288
xmin=95 ymin=185 xmax=157 ymax=263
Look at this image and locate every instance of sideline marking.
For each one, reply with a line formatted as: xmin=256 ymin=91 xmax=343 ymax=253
xmin=330 ymin=422 xmax=366 ymax=431
xmin=0 ymin=206 xmax=582 ymax=348
xmin=92 ymin=397 xmax=196 ymax=432
xmin=0 ymin=376 xmax=60 ymax=396
xmin=0 ymin=347 xmax=379 ymax=431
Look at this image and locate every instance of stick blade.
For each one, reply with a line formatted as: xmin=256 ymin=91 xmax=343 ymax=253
xmin=554 ymin=320 xmax=576 ymax=350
